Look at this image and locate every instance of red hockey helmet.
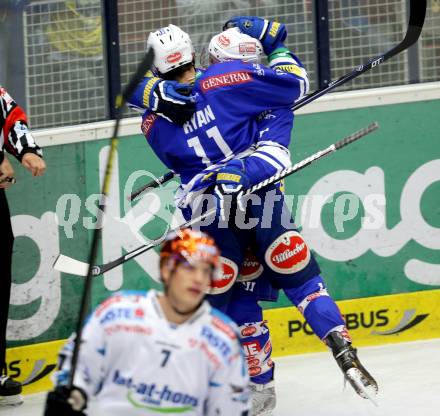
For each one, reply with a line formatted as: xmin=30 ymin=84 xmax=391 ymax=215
xmin=160 ymin=228 xmax=220 ymax=274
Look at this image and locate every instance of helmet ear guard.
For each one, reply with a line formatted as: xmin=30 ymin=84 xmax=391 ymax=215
xmin=147 ymin=24 xmax=195 ymax=74
xmin=208 ymin=27 xmax=263 ymax=64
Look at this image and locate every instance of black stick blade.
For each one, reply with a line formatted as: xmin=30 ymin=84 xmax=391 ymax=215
xmin=385 ymin=0 xmax=426 ymax=58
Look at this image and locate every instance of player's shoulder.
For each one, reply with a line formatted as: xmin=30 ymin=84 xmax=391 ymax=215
xmin=141 ymin=108 xmax=180 ymax=139
xmin=200 ymin=60 xmax=291 ymax=83
xmin=206 ymin=307 xmax=240 ymax=343
xmin=196 ymin=307 xmax=243 ymax=365
xmin=93 ymin=290 xmax=148 ymax=320
xmin=195 ymin=61 xmax=268 ymax=95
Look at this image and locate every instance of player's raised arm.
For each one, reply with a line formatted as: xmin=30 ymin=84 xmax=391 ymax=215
xmin=205 ymin=22 xmax=308 ymax=113
xmin=225 ymin=16 xmax=309 ymax=95
xmin=207 ymin=20 xmax=305 ymax=203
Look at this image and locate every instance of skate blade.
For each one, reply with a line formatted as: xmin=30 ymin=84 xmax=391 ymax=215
xmin=346 ymin=368 xmax=378 ymax=407
xmin=255 ymin=411 xmax=275 ymax=416
xmin=0 ymin=393 xmax=24 ymax=406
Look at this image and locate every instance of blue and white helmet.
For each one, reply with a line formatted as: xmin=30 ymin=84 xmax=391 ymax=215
xmin=147 ymin=24 xmax=195 ymax=74
xmin=208 ymin=27 xmax=263 ymax=64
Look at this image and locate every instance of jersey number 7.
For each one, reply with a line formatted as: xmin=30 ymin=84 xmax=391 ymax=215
xmin=161 ymin=349 xmax=172 ymax=367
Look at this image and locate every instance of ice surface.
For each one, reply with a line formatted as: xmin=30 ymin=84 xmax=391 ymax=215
xmin=3 ymin=339 xmax=439 ymax=416
xmin=275 ymin=338 xmax=440 ymax=416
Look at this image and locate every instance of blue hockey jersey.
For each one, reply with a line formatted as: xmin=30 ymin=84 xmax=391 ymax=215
xmin=136 ymin=60 xmax=308 ymax=207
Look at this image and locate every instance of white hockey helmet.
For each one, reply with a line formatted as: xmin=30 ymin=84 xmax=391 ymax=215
xmin=147 ymin=24 xmax=194 ymax=74
xmin=208 ymin=27 xmax=263 ymax=64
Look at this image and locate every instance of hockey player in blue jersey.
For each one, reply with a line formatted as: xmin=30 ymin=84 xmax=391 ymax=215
xmin=129 ymin=18 xmax=378 ymax=413
xmin=128 ymin=25 xmax=284 ymax=414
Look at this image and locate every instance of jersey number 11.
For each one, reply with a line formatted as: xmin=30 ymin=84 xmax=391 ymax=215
xmin=187 ymin=126 xmax=233 ymax=166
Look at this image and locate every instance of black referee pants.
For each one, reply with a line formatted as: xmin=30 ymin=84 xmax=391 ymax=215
xmin=0 ymin=189 xmax=14 ymax=374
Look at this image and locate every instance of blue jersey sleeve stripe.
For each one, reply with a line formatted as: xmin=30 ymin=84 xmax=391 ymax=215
xmin=256 ymin=144 xmax=291 ymax=167
xmin=250 ymin=150 xmax=285 ymax=170
xmin=250 ymin=152 xmax=282 ymax=170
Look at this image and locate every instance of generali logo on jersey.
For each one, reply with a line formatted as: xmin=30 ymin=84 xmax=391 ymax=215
xmin=166 ymin=52 xmax=182 ymax=63
xmin=265 ymin=231 xmax=311 ymax=274
xmin=141 ymin=113 xmax=158 ymax=136
xmin=200 ymin=71 xmax=252 ymax=92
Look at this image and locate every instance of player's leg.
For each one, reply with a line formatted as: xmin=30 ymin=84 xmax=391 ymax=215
xmin=0 ymin=190 xmax=23 ymax=406
xmin=197 ymin=218 xmax=245 ymax=312
xmin=226 ymin=280 xmax=276 ymax=416
xmin=250 ymin=185 xmax=378 ymax=398
xmin=197 ymin=227 xmax=277 ymax=414
xmin=203 ymin=238 xmax=278 ymax=415
xmin=283 ymin=277 xmax=378 ymax=398
xmin=181 ymin=201 xmax=245 ymax=310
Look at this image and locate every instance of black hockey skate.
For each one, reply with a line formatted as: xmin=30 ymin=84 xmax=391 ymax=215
xmin=325 ymin=331 xmax=378 ymax=402
xmin=0 ymin=375 xmax=23 ymax=406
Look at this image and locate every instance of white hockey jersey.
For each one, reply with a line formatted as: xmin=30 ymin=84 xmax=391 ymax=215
xmin=55 ymin=290 xmax=250 ymax=416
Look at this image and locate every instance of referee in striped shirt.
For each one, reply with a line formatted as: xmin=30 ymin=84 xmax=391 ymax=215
xmin=0 ymin=85 xmax=46 ymax=406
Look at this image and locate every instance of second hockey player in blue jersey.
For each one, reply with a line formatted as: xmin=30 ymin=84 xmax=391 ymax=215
xmin=129 ymin=18 xmax=378 ymax=413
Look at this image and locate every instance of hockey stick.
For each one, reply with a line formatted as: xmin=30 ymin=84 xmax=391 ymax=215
xmin=128 ymin=0 xmax=425 ymax=201
xmin=66 ymin=48 xmax=155 ymax=389
xmin=291 ymin=0 xmax=426 ymax=111
xmin=127 ymin=170 xmax=175 ymax=201
xmin=54 ymin=122 xmax=378 ymax=277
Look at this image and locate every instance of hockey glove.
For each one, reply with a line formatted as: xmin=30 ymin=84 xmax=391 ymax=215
xmin=44 ymin=385 xmax=87 ymax=416
xmin=223 ymin=16 xmax=287 ymax=55
xmin=214 ymin=159 xmax=250 ymax=221
xmin=135 ymin=77 xmax=195 ymax=124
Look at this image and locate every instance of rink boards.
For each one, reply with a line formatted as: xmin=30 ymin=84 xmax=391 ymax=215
xmin=5 ymin=340 xmax=64 ymax=395
xmin=265 ymin=288 xmax=440 ymax=357
xmin=6 ymin=288 xmax=440 ymax=395
xmin=6 ymin=84 xmax=440 ymax=348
